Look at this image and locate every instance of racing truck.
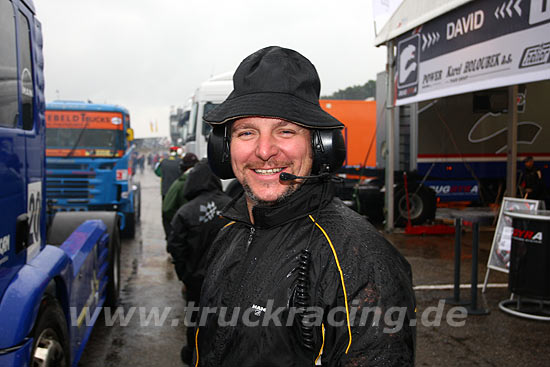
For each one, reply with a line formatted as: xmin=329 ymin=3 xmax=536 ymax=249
xmin=0 ymin=0 xmax=120 ymax=365
xmin=45 ymin=100 xmax=141 ymax=237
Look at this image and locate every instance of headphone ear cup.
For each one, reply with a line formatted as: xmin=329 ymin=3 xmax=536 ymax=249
xmin=207 ymin=125 xmax=235 ymax=179
xmin=311 ymin=129 xmax=346 ymax=174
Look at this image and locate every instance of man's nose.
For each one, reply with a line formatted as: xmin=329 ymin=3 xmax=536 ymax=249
xmin=255 ymin=134 xmax=279 ymax=161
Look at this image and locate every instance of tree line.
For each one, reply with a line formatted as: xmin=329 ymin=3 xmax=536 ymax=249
xmin=321 ymin=80 xmax=376 ymax=100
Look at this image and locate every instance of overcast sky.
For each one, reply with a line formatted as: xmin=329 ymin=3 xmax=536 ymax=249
xmin=36 ymin=0 xmax=387 ymax=138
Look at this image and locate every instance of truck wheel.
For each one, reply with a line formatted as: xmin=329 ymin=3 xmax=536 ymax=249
xmin=123 ymin=213 xmax=136 ymax=238
xmin=105 ymin=225 xmax=121 ymax=307
xmin=355 ymin=186 xmax=384 ymax=223
xmin=394 ymin=185 xmax=436 ymax=227
xmin=135 ymin=183 xmax=142 ymax=222
xmin=31 ymin=296 xmax=70 ymax=367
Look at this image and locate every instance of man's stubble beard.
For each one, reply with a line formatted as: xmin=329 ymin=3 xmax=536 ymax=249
xmin=242 ymin=180 xmax=301 ymax=207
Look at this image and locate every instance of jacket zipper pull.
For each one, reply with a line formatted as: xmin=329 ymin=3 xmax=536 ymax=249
xmin=246 ymin=227 xmax=256 ymax=250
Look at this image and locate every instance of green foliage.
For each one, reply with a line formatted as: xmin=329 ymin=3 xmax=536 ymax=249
xmin=321 ymin=80 xmax=376 ymax=100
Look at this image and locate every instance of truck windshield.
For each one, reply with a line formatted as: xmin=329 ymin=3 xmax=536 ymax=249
xmin=45 ymin=110 xmax=125 ymax=157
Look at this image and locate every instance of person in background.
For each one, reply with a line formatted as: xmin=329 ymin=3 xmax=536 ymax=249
xmin=195 ymin=46 xmax=415 ymax=366
xmin=155 ymin=146 xmax=182 ymax=200
xmin=131 ymin=150 xmax=138 ymax=177
xmin=519 ymin=156 xmax=545 ymax=200
xmin=153 ymin=152 xmax=160 ymax=167
xmin=162 ymin=152 xmax=199 ymax=243
xmin=167 ymin=159 xmax=231 ymax=365
xmin=138 ymin=153 xmax=145 ymax=173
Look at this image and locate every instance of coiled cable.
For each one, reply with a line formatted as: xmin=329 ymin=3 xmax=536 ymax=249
xmin=295 ymin=176 xmax=329 ymax=351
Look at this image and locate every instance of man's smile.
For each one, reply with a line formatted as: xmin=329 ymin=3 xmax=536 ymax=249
xmin=252 ymin=168 xmax=284 ymax=175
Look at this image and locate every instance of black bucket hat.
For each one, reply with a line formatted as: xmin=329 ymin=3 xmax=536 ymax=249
xmin=203 ymin=46 xmax=344 ymax=129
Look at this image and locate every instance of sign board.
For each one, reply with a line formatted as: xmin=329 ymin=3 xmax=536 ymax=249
xmin=487 ymin=197 xmax=544 ymax=273
xmin=46 ymin=110 xmax=124 ymax=130
xmin=395 ymin=0 xmax=550 ymax=106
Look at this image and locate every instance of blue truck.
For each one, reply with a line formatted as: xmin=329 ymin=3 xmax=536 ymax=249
xmin=45 ymin=101 xmax=141 ymax=237
xmin=0 ymin=0 xmax=121 ymax=365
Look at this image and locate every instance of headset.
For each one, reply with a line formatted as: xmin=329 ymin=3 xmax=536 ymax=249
xmin=207 ymin=123 xmax=347 ymax=179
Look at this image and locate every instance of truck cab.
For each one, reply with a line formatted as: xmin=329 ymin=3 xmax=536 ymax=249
xmin=45 ymin=101 xmax=141 ymax=237
xmin=0 ymin=0 xmax=47 ymax=303
xmin=1 ymin=1 xmax=120 ymax=365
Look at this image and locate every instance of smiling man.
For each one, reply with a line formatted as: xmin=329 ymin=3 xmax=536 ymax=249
xmin=230 ymin=116 xmax=313 ymax=217
xmin=195 ymin=46 xmax=416 ymax=367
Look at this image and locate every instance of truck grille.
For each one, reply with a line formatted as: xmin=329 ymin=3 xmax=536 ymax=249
xmin=46 ymin=168 xmax=96 ymax=203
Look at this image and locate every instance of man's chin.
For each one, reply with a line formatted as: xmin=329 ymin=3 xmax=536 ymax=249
xmin=243 ymin=182 xmax=298 ymax=207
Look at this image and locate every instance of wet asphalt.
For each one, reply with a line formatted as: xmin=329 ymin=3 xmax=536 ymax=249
xmin=78 ymin=168 xmax=188 ymax=366
xmin=78 ymin=168 xmax=550 ymax=366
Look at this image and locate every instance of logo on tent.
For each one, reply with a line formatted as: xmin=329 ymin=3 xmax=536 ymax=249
xmin=397 ymin=34 xmax=420 ymax=98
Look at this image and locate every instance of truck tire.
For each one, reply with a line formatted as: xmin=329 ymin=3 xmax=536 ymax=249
xmin=137 ymin=185 xmax=141 ymax=222
xmin=355 ymin=186 xmax=384 ymax=223
xmin=105 ymin=224 xmax=121 ymax=307
xmin=134 ymin=183 xmax=141 ymax=222
xmin=394 ymin=185 xmax=436 ymax=227
xmin=31 ymin=295 xmax=70 ymax=367
xmin=123 ymin=212 xmax=136 ymax=238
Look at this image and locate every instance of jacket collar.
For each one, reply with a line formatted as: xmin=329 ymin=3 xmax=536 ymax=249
xmin=222 ymin=181 xmax=334 ymax=229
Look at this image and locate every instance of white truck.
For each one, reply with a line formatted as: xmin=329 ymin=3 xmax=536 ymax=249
xmin=182 ymin=72 xmax=242 ymax=195
xmin=184 ymin=72 xmax=233 ymax=160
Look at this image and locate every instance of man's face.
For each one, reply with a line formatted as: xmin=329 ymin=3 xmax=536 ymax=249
xmin=230 ymin=117 xmax=313 ymax=205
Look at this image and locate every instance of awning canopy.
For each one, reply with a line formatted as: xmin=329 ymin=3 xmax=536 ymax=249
xmin=374 ymin=0 xmax=473 ymax=46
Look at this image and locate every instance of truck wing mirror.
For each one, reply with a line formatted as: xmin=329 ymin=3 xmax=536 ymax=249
xmin=126 ymin=128 xmax=134 ymax=142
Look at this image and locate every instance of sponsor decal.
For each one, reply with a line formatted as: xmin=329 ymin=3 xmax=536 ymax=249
xmin=199 ymin=201 xmax=221 ymax=223
xmin=95 ymin=149 xmax=113 ymax=157
xmin=446 ymin=10 xmax=485 ymax=40
xmin=429 ymin=184 xmax=479 ymax=195
xmin=512 ymin=228 xmax=543 ymax=243
xmin=494 ymin=0 xmax=522 ymax=20
xmin=422 ymin=70 xmax=443 ymax=86
xmin=519 ymin=42 xmax=550 ymax=68
xmin=116 ymin=169 xmax=129 ymax=181
xmin=46 ymin=111 xmax=124 ymax=130
xmin=21 ymin=68 xmax=33 ymax=98
xmin=397 ymin=34 xmax=420 ymax=98
xmin=252 ymin=304 xmax=267 ymax=317
xmin=0 ymin=234 xmax=10 ymax=257
xmin=422 ymin=32 xmax=441 ymax=51
xmin=26 ymin=182 xmax=42 ymax=262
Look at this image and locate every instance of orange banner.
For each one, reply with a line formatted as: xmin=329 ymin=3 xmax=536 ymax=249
xmin=320 ymin=100 xmax=377 ymax=167
xmin=46 ymin=110 xmax=124 ymax=130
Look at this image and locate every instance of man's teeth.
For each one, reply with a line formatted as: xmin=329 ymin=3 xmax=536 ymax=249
xmin=254 ymin=168 xmax=283 ymax=175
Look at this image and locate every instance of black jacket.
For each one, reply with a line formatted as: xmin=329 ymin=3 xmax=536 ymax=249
xmin=521 ymin=166 xmax=545 ymax=200
xmin=196 ymin=181 xmax=416 ymax=366
xmin=158 ymin=156 xmax=182 ymax=196
xmin=167 ymin=162 xmax=231 ymax=286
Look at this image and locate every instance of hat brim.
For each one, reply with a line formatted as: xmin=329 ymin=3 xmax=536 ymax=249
xmin=203 ymin=92 xmax=344 ymax=129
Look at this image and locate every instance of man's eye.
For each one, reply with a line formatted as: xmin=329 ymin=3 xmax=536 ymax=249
xmin=237 ymin=131 xmax=253 ymax=137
